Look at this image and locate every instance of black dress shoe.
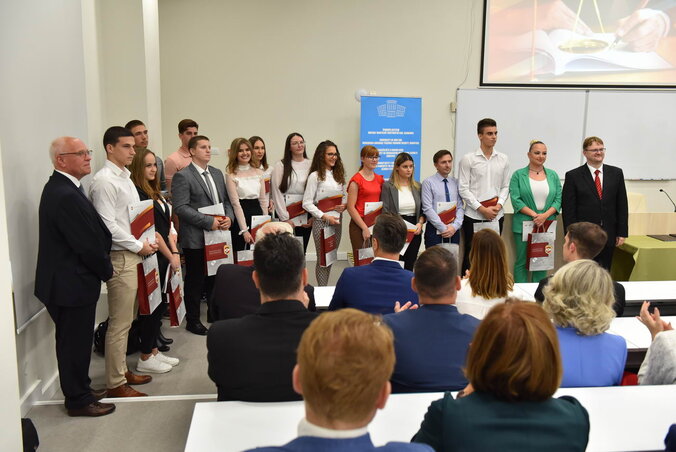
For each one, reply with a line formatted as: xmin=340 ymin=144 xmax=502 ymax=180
xmin=186 ymin=321 xmax=208 ymax=335
xmin=67 ymin=401 xmax=116 ymax=417
xmin=158 ymin=331 xmax=173 ymax=345
xmin=91 ymin=388 xmax=107 ymax=401
xmin=156 ymin=341 xmax=170 ymax=352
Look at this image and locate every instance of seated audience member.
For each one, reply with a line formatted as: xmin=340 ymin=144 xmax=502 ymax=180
xmin=413 ymin=302 xmax=590 ymax=452
xmin=329 ymin=213 xmax=418 ymax=314
xmin=207 ymin=230 xmax=318 ymax=401
xmin=210 ymin=222 xmax=316 ymax=320
xmin=543 ymin=259 xmax=626 ymax=387
xmin=383 ymin=246 xmax=479 ymax=393
xmin=637 ymin=301 xmax=676 ymax=385
xmin=455 ymin=229 xmax=514 ymax=320
xmin=248 ymin=309 xmax=432 ymax=452
xmin=535 ymin=222 xmax=625 ymax=316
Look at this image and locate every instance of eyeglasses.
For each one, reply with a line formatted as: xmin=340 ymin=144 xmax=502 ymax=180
xmin=326 ymin=152 xmax=338 ymax=157
xmin=365 ymin=155 xmax=379 ymax=160
xmin=290 ymin=141 xmax=305 ymax=146
xmin=59 ymin=150 xmax=93 ymax=158
xmin=585 ymin=148 xmax=606 ymax=153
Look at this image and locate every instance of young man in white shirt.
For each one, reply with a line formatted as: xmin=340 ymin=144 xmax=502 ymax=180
xmin=458 ymin=118 xmax=510 ymax=274
xmin=90 ymin=126 xmax=158 ymax=398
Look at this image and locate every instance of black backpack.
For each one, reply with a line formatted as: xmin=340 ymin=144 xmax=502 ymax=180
xmin=93 ymin=318 xmax=141 ymax=355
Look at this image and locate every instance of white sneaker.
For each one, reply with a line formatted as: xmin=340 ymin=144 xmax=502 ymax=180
xmin=154 ymin=352 xmax=179 ymax=367
xmin=137 ymin=354 xmax=172 ymax=374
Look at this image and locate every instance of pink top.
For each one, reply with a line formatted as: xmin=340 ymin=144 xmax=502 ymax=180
xmin=349 ymin=172 xmax=384 ymax=217
xmin=164 ymin=147 xmax=193 ymax=189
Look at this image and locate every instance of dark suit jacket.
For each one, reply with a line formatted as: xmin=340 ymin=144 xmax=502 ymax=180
xmin=34 ymin=171 xmax=113 ymax=307
xmin=210 ymin=264 xmax=316 ymax=320
xmin=561 ymin=164 xmax=628 ymax=242
xmin=383 ymin=305 xmax=479 ymax=393
xmin=171 ymin=163 xmax=234 ymax=249
xmin=207 ymin=299 xmax=318 ymax=402
xmin=328 ymin=259 xmax=418 ymax=315
xmin=534 ymin=275 xmax=626 ymax=316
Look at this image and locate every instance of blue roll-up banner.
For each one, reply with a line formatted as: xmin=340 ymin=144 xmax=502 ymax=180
xmin=360 ymin=96 xmax=422 ymax=181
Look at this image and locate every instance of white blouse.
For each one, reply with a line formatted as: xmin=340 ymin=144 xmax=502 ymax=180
xmin=398 ymin=186 xmax=416 ymax=216
xmin=529 ymin=178 xmax=549 ymax=211
xmin=454 ymin=279 xmax=508 ymax=320
xmin=302 ymin=170 xmax=347 ymax=220
xmin=271 ymin=159 xmax=312 ymax=221
xmin=226 ymin=165 xmax=267 ymax=232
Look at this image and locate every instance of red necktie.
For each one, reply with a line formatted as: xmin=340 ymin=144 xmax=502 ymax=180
xmin=594 ymin=170 xmax=602 ymax=199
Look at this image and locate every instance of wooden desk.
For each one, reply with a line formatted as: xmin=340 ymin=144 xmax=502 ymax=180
xmin=185 ymin=386 xmax=676 ymax=452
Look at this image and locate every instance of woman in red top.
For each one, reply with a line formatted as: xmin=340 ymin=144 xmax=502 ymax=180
xmin=347 ymin=145 xmax=384 ymax=263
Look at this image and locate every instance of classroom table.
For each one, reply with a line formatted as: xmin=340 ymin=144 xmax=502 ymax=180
xmin=611 ymin=236 xmax=676 ymax=281
xmin=185 ymin=386 xmax=676 ymax=452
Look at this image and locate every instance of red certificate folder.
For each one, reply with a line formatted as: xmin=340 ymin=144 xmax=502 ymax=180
xmin=363 ymin=201 xmax=383 ymax=229
xmin=285 ymin=194 xmax=307 ymax=226
xmin=480 ymin=196 xmax=498 ymax=208
xmin=129 ymin=200 xmax=161 ymax=315
xmin=166 ymin=267 xmax=186 ymax=327
xmin=319 ymin=225 xmax=338 ymax=267
xmin=317 ymin=194 xmax=343 ymax=213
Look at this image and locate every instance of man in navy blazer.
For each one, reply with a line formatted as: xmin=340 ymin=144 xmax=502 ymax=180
xmin=384 ymin=246 xmax=480 ymax=393
xmin=562 ymin=136 xmax=628 ymax=270
xmin=247 ymin=309 xmax=431 ymax=452
xmin=172 ymin=135 xmax=234 ymax=335
xmin=35 ymin=137 xmax=115 ymax=417
xmin=329 ymin=213 xmax=418 ymax=314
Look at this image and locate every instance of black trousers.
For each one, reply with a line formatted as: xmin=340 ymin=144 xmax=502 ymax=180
xmin=461 ymin=216 xmax=504 ymax=274
xmin=47 ymin=302 xmax=97 ymax=409
xmin=595 ymin=240 xmax=616 ymax=271
xmin=294 ymin=225 xmax=312 ymax=252
xmin=138 ymin=297 xmax=167 ymax=354
xmin=183 ymin=248 xmax=215 ymax=324
xmin=401 ymin=215 xmax=423 ymax=271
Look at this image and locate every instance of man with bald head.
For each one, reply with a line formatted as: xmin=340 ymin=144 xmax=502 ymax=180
xmin=35 ymin=137 xmax=115 ymax=417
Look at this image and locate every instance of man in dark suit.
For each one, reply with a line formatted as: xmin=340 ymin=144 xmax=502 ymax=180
xmin=383 ymin=246 xmax=480 ymax=393
xmin=171 ymin=135 xmax=234 ymax=335
xmin=534 ymin=222 xmax=626 ymax=316
xmin=249 ymin=309 xmax=430 ymax=452
xmin=329 ymin=213 xmax=418 ymax=314
xmin=210 ymin=221 xmax=316 ymax=320
xmin=34 ymin=137 xmax=115 ymax=417
xmin=562 ymin=136 xmax=628 ymax=270
xmin=207 ymin=230 xmax=318 ymax=402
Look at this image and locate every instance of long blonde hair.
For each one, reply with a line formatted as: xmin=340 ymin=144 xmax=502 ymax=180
xmin=226 ymin=137 xmax=253 ymax=175
xmin=468 ymin=229 xmax=513 ymax=299
xmin=389 ymin=152 xmax=420 ymax=190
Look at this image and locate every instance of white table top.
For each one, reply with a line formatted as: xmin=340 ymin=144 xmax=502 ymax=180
xmin=608 ymin=316 xmax=676 ymax=349
xmin=185 ymin=386 xmax=676 ymax=452
xmin=514 ymin=280 xmax=676 ymax=303
xmin=313 ymin=285 xmax=334 ymax=309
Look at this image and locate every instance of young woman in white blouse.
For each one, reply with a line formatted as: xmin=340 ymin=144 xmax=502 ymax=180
xmin=249 ymin=135 xmax=274 ymax=215
xmin=225 ymin=137 xmax=267 ymax=258
xmin=302 ymin=140 xmax=347 ymax=286
xmin=271 ymin=132 xmax=312 ymax=251
xmin=380 ymin=152 xmax=425 ymax=270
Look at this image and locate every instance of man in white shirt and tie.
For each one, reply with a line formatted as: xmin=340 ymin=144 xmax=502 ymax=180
xmin=458 ymin=118 xmax=510 ymax=274
xmin=90 ymin=126 xmax=158 ymax=398
xmin=171 ymin=135 xmax=234 ymax=335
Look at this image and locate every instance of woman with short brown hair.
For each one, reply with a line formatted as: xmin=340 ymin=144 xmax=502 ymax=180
xmin=413 ymin=301 xmax=589 ymax=451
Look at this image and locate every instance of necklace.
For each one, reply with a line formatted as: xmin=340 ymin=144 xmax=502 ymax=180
xmin=529 ymin=167 xmax=543 ymax=175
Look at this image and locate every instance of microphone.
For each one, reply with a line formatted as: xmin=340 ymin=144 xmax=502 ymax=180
xmin=659 ymin=189 xmax=676 ymax=213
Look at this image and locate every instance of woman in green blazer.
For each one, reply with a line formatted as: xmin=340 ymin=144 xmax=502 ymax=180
xmin=509 ymin=141 xmax=562 ymax=283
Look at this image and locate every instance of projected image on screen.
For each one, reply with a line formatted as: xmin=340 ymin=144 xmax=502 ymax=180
xmin=482 ymin=0 xmax=676 ymax=87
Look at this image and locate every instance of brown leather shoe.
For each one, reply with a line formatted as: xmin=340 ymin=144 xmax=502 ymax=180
xmin=91 ymin=388 xmax=107 ymax=400
xmin=67 ymin=401 xmax=116 ymax=417
xmin=125 ymin=371 xmax=152 ymax=385
xmin=106 ymin=384 xmax=147 ymax=398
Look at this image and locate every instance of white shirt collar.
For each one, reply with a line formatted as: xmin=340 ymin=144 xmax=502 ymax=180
xmin=104 ymin=159 xmax=131 ymax=177
xmin=587 ymin=163 xmax=603 ymax=174
xmin=297 ymin=418 xmax=368 ymax=439
xmin=55 ymin=170 xmax=81 ymax=187
xmin=192 ymin=161 xmax=208 ymax=173
xmin=373 ymin=257 xmax=405 ymax=268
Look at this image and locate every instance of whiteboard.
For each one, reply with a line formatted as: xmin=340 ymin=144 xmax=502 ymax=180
xmin=455 ymin=89 xmax=586 ymax=178
xmin=586 ymin=91 xmax=676 ymax=180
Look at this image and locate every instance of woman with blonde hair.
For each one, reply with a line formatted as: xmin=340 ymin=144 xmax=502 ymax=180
xmin=455 ymin=228 xmax=514 ymax=319
xmin=225 ymin=137 xmax=267 ymax=259
xmin=380 ymin=152 xmax=424 ymax=270
xmin=543 ymin=259 xmax=626 ymax=387
xmin=413 ymin=301 xmax=590 ymax=451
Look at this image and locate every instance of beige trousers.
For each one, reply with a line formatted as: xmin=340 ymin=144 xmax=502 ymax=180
xmin=105 ymin=250 xmax=141 ymax=389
